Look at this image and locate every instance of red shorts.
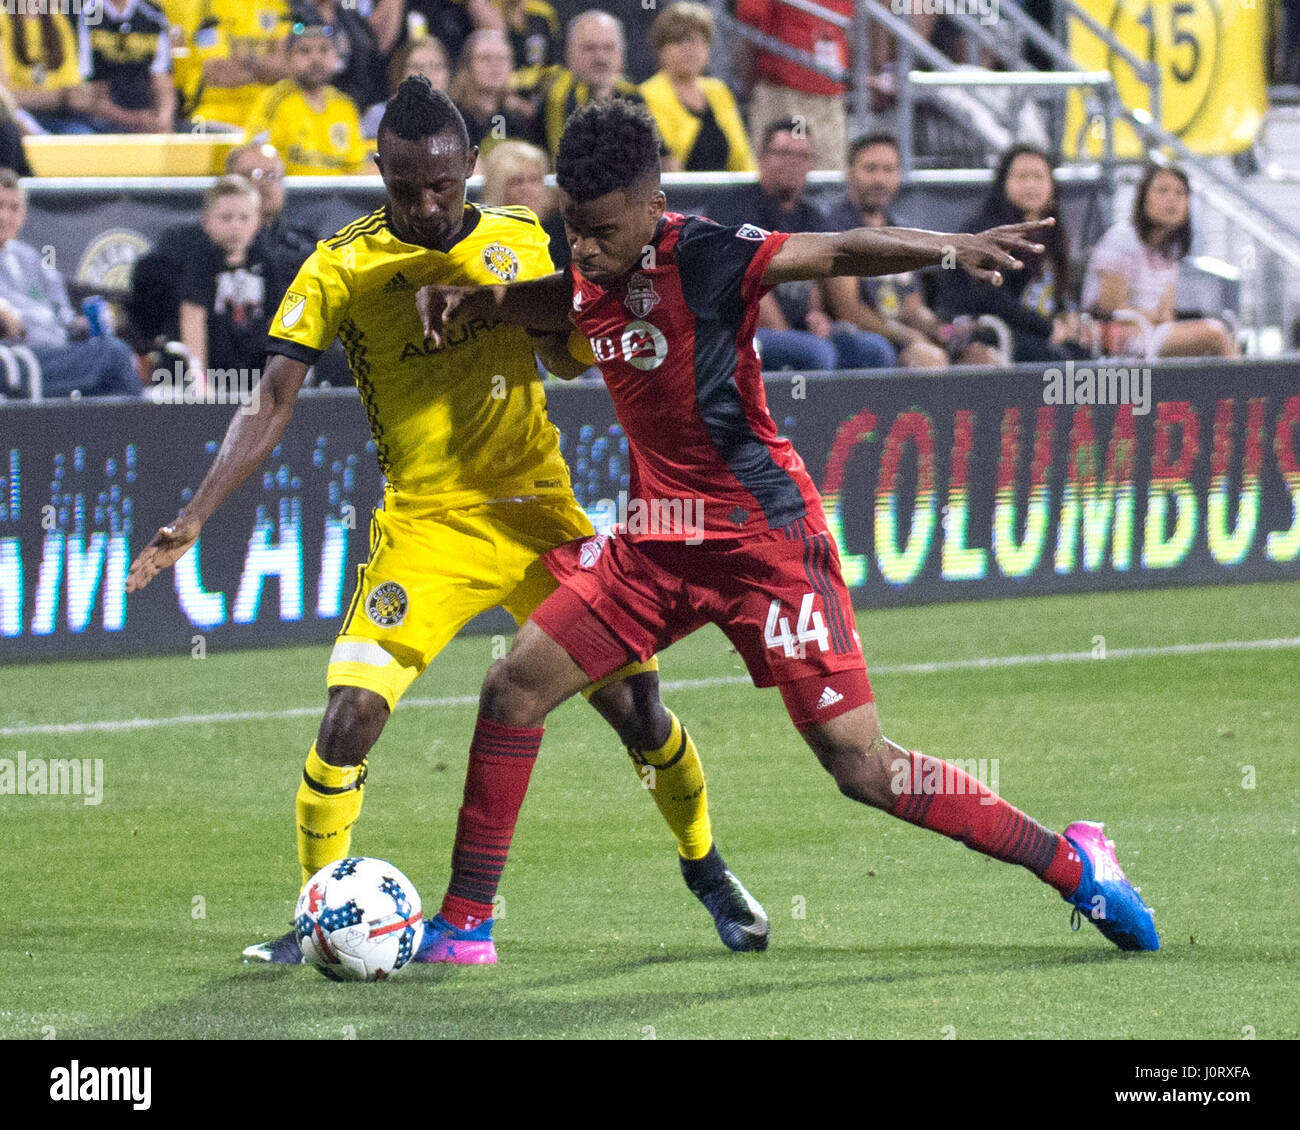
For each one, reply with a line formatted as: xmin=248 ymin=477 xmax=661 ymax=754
xmin=532 ymin=519 xmax=872 ymax=728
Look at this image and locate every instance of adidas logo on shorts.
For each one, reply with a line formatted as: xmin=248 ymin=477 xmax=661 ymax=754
xmin=816 ymin=686 xmax=844 ymax=710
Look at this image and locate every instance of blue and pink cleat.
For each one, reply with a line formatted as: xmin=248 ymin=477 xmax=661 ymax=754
xmin=412 ymin=914 xmax=498 ymax=964
xmin=1063 ymin=820 xmax=1160 ymax=952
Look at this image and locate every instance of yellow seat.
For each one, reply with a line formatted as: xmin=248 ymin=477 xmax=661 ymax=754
xmin=23 ymin=134 xmax=242 ymax=178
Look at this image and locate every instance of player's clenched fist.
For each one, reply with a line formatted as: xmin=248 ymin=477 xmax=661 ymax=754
xmin=125 ymin=514 xmax=202 ymax=593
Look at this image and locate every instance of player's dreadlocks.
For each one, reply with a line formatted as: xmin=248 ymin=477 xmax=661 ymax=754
xmin=378 ymin=74 xmax=470 ymax=152
xmin=555 ymin=98 xmax=662 ymax=202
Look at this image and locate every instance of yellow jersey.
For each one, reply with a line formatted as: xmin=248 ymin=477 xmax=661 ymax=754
xmin=189 ymin=0 xmax=291 ymax=129
xmin=0 ymin=11 xmax=82 ymax=94
xmin=268 ymin=202 xmax=573 ymax=508
xmin=245 ymin=80 xmax=368 ymax=175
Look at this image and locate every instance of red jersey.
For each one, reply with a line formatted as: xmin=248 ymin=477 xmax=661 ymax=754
xmin=569 ymin=212 xmax=828 ymax=542
xmin=734 ymin=0 xmax=851 ymax=97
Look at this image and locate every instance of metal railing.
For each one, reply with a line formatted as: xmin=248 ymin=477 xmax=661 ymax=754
xmin=934 ymin=0 xmax=1300 ymax=337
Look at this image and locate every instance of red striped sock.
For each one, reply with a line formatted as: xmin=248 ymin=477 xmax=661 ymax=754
xmin=889 ymin=751 xmax=1083 ymax=897
xmin=440 ymin=716 xmax=544 ymax=929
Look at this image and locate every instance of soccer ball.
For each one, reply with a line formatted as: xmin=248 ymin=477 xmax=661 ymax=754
xmin=294 ymin=857 xmax=424 ymax=981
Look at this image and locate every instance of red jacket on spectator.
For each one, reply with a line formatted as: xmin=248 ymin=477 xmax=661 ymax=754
xmin=734 ymin=0 xmax=852 ymax=97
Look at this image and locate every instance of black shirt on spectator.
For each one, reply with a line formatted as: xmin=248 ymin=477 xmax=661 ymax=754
xmin=126 ymin=221 xmax=213 ymax=344
xmin=458 ymin=103 xmax=532 ymax=153
xmin=506 ymin=0 xmax=561 ymax=80
xmin=180 ymin=240 xmax=279 ymax=372
xmin=683 ymin=101 xmax=730 ymax=172
xmin=253 ymin=217 xmax=319 ymax=299
xmin=327 ymin=7 xmax=387 ymax=113
xmin=78 ymin=0 xmax=171 ymax=112
xmin=406 ymin=0 xmax=475 ymax=65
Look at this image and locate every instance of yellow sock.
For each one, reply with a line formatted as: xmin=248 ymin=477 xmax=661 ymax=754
xmin=629 ymin=712 xmax=713 ymax=861
xmin=296 ymin=742 xmax=367 ymax=886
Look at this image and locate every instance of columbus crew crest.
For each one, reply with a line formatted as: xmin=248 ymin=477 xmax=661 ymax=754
xmin=624 ymin=272 xmax=660 ymax=318
xmin=366 ymin=581 xmax=408 ymax=627
xmin=482 ymin=242 xmax=520 ymax=281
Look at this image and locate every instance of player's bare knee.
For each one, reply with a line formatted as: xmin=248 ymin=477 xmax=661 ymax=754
xmin=828 ymin=736 xmax=897 ymax=809
xmin=317 ymin=687 xmax=389 ymax=766
xmin=479 ymin=654 xmax=545 ymax=726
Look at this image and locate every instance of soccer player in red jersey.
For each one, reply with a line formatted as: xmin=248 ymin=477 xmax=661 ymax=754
xmin=413 ymin=99 xmax=1159 ymax=961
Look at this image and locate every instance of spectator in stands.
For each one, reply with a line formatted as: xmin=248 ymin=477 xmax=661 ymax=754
xmin=388 ymin=1 xmax=504 ymax=71
xmin=186 ymin=1 xmax=292 ymax=132
xmin=481 ymin=138 xmax=567 ymax=268
xmin=293 ymin=0 xmax=386 ymax=113
xmin=0 ymin=10 xmax=97 ymax=134
xmin=225 ymin=141 xmax=318 ymax=282
xmin=178 ymin=175 xmax=279 ymax=375
xmin=497 ymin=0 xmax=561 ymax=85
xmin=244 ymin=23 xmax=369 ymax=175
xmin=0 ymin=168 xmax=139 ymax=397
xmin=732 ymin=0 xmax=852 ymax=171
xmin=514 ymin=11 xmax=653 ymax=160
xmin=1279 ymin=0 xmax=1300 ymax=85
xmin=451 ymin=28 xmax=530 ymax=162
xmin=1081 ymin=164 xmax=1239 ymax=358
xmin=362 ymin=34 xmax=450 ymax=138
xmin=0 ymin=89 xmax=31 ymax=176
xmin=639 ymin=2 xmax=754 ymax=173
xmin=824 ymin=133 xmax=1000 ymax=368
xmin=711 ymin=119 xmax=895 ymax=372
xmin=940 ymin=144 xmax=1087 ymax=363
xmin=124 ymin=218 xmax=212 ymax=350
xmin=77 ymin=0 xmax=176 ymax=133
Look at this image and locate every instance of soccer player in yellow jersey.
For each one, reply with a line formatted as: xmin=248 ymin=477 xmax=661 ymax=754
xmin=245 ymin=23 xmax=367 ymax=176
xmin=125 ymin=76 xmax=769 ymax=964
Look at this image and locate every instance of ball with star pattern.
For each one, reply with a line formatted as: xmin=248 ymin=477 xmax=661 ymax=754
xmin=294 ymin=857 xmax=424 ymax=981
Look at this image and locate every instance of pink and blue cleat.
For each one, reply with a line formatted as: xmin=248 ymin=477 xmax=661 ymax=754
xmin=1063 ymin=820 xmax=1160 ymax=952
xmin=412 ymin=914 xmax=498 ymax=964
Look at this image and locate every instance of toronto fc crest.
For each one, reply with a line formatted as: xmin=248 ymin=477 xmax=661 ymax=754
xmin=624 ymin=272 xmax=660 ymax=319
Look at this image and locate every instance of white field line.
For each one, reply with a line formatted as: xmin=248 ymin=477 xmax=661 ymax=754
xmin=2 ymin=635 xmax=1298 ymax=739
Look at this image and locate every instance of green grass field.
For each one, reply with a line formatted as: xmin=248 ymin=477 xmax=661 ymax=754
xmin=3 ymin=580 xmax=1298 ymax=1040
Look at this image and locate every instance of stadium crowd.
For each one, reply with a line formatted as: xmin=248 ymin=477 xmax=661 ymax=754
xmin=0 ymin=0 xmax=1254 ymax=397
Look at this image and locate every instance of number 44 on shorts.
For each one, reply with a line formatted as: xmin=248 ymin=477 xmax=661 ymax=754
xmin=764 ymin=593 xmax=829 ymax=659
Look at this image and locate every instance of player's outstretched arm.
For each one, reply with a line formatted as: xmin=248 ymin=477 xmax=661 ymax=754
xmin=762 ymin=218 xmax=1055 ymax=288
xmin=416 ymin=270 xmax=572 ymax=345
xmin=124 ymin=353 xmax=310 ymax=593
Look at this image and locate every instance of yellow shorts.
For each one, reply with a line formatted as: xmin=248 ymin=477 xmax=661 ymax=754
xmin=327 ymin=490 xmax=655 ymax=709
